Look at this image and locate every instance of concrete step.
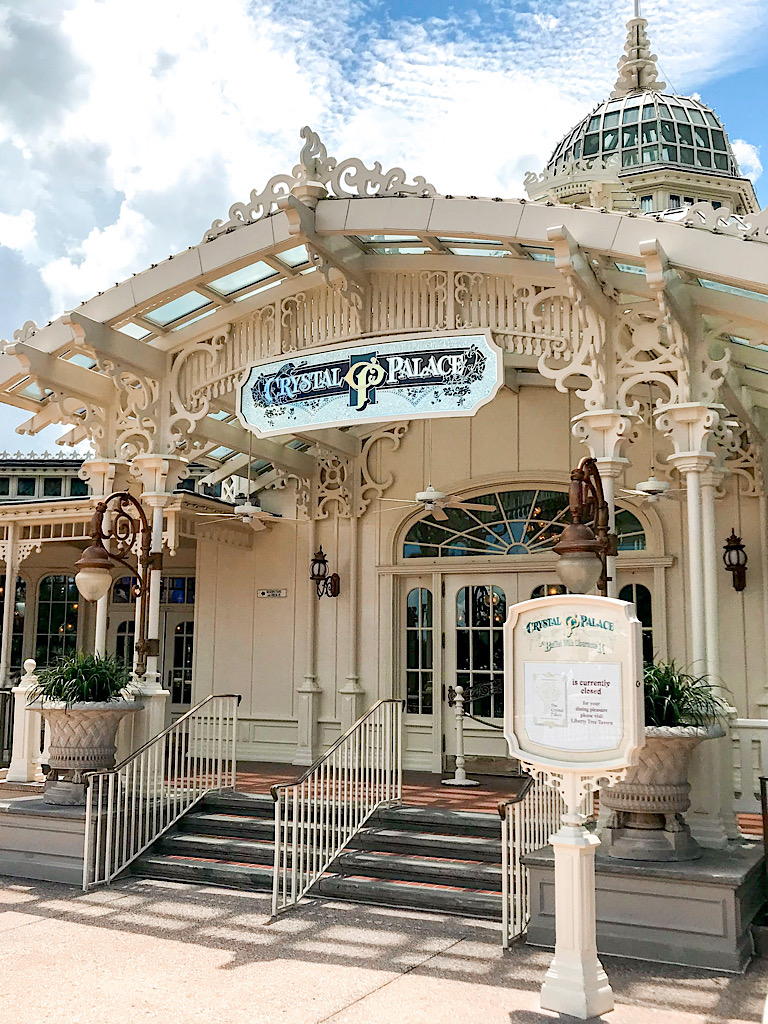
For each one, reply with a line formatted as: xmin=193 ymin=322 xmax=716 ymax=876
xmin=332 ymin=849 xmax=502 ymax=890
xmin=179 ymin=811 xmax=274 ymax=841
xmin=155 ymin=832 xmax=275 ymax=866
xmin=202 ymin=792 xmax=274 ymax=817
xmin=372 ymin=805 xmax=501 ymax=839
xmin=352 ymin=827 xmax=502 ymax=862
xmin=132 ymin=854 xmax=273 ymax=891
xmin=316 ymin=874 xmax=501 ymax=920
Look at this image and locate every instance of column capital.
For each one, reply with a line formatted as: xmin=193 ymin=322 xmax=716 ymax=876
xmin=667 ymin=452 xmax=715 ymax=475
xmin=572 ymin=409 xmax=636 ymax=462
xmin=656 ymin=403 xmax=727 ymax=457
xmin=701 ymin=464 xmax=728 ymax=489
xmin=129 ymin=453 xmax=189 ymax=496
xmin=79 ymin=458 xmax=132 ymax=499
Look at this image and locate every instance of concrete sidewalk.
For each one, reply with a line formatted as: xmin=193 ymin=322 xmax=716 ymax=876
xmin=0 ymin=876 xmax=765 ymax=1024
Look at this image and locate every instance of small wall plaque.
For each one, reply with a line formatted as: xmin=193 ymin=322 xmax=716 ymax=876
xmin=257 ymin=589 xmax=288 ymax=599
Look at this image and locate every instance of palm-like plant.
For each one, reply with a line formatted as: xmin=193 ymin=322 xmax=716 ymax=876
xmin=644 ymin=661 xmax=729 ymax=728
xmin=29 ymin=652 xmax=132 ymax=707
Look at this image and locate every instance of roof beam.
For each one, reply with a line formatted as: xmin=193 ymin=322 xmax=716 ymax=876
xmin=547 ymin=225 xmax=613 ymax=321
xmin=639 ymin=238 xmax=699 ymax=341
xmin=66 ymin=313 xmax=168 ymax=379
xmin=291 ymin=428 xmax=361 ymax=458
xmin=197 ymin=416 xmax=316 ymax=477
xmin=280 ymin=194 xmax=366 ymax=297
xmin=6 ymin=342 xmax=115 ymax=406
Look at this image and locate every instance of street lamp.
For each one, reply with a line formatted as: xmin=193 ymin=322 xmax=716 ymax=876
xmin=553 ymin=457 xmax=618 ymax=596
xmin=723 ymin=529 xmax=748 ymax=592
xmin=74 ymin=491 xmax=160 ymax=676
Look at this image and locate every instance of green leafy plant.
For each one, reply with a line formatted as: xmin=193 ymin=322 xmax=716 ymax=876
xmin=28 ymin=652 xmax=132 ymax=707
xmin=644 ymin=661 xmax=729 ymax=728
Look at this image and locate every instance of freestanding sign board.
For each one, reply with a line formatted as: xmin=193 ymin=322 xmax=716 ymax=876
xmin=504 ymin=593 xmax=644 ymax=1020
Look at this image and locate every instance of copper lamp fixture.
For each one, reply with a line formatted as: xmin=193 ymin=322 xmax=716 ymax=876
xmin=553 ymin=457 xmax=618 ymax=597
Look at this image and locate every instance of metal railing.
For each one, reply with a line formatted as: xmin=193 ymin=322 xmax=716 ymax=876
xmin=83 ymin=693 xmax=240 ymax=890
xmin=732 ymin=718 xmax=768 ymax=813
xmin=0 ymin=689 xmax=13 ymax=768
xmin=271 ymin=699 xmax=403 ymax=917
xmin=499 ymin=776 xmax=596 ymax=947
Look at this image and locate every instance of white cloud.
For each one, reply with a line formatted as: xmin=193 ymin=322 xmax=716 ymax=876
xmin=0 ymin=208 xmax=35 ymax=254
xmin=732 ymin=139 xmax=763 ymax=182
xmin=0 ymin=0 xmax=767 ymax=327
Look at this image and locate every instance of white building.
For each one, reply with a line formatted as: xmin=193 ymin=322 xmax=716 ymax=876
xmin=1 ymin=7 xmax=767 ymax=852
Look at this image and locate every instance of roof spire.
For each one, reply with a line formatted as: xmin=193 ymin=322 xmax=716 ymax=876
xmin=611 ymin=4 xmax=666 ymax=98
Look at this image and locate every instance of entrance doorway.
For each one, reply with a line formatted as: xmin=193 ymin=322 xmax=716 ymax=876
xmin=400 ymin=571 xmax=567 ymax=773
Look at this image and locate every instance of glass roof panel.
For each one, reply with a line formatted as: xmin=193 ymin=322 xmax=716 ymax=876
xmin=275 ymin=244 xmax=310 ymax=267
xmin=615 ymin=262 xmax=645 ymax=275
xmin=207 ymin=446 xmax=235 ymax=460
xmin=66 ymin=353 xmax=97 ymax=369
xmin=436 ymin=237 xmax=502 ymax=245
xmin=448 ymin=247 xmax=509 ymax=258
xmin=698 ymin=279 xmax=768 ymax=303
xmin=118 ymin=322 xmax=152 ymax=340
xmin=144 ymin=291 xmax=210 ymax=326
xmin=369 ymin=245 xmax=431 ymax=254
xmin=234 ymin=279 xmax=282 ymax=302
xmin=356 ymin=235 xmax=422 ymax=243
xmin=209 ymin=261 xmax=277 ymax=296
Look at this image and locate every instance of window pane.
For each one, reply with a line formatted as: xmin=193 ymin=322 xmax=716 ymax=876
xmin=17 ymin=478 xmax=35 ymax=497
xmin=43 ymin=477 xmax=62 ymax=496
xmin=689 ymin=108 xmax=706 ymax=125
xmin=0 ymin=478 xmax=8 ymax=495
xmin=642 ymin=122 xmax=658 ymax=144
xmin=677 ymin=124 xmax=693 ymax=146
xmin=603 ymin=111 xmax=620 ymax=128
xmin=672 ymin=106 xmax=688 ymax=122
xmin=711 ymin=129 xmax=726 ymax=151
xmin=406 ymin=588 xmax=419 ymax=627
xmin=421 ymin=588 xmax=432 ymax=628
xmin=603 ymin=129 xmax=619 ymax=152
xmin=622 ymin=107 xmax=639 ymax=124
xmin=693 ymin=126 xmax=710 ymax=148
xmin=696 ymin=150 xmax=712 ymax=167
xmin=642 ymin=104 xmax=656 ymax=120
xmin=660 ymin=121 xmax=676 ymax=144
xmin=406 ymin=630 xmax=419 ymax=670
xmin=622 ymin=149 xmax=639 ymax=167
xmin=661 ymin=146 xmax=678 ymax=162
xmin=680 ymin=147 xmax=695 ymax=165
xmin=714 ymin=153 xmax=729 ymax=170
xmin=583 ymin=134 xmax=599 ymax=156
xmin=642 ymin=146 xmax=659 ymax=164
xmin=622 ymin=125 xmax=638 ymax=147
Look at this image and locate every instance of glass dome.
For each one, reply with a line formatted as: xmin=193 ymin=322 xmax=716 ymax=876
xmin=547 ymin=91 xmax=740 ymax=179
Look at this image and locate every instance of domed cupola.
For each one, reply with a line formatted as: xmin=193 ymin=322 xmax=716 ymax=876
xmin=525 ymin=3 xmax=759 ymax=215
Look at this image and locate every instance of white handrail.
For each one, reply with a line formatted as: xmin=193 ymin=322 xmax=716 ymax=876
xmin=500 ymin=778 xmax=595 ymax=947
xmin=271 ymin=698 xmax=403 ymax=917
xmin=82 ymin=693 xmax=240 ymax=890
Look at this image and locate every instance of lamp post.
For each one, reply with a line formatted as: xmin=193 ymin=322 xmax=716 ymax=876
xmin=553 ymin=457 xmax=618 ymax=597
xmin=74 ymin=492 xmax=160 ymax=677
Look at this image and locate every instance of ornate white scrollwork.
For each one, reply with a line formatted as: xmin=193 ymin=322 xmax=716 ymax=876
xmin=315 ymin=455 xmax=353 ymax=519
xmin=202 ymin=126 xmax=438 ymax=243
xmin=356 ymin=423 xmax=409 ymax=517
xmin=167 ymin=330 xmax=228 ymax=448
xmin=518 ymin=761 xmax=629 ymax=814
xmin=724 ymin=427 xmax=764 ymax=497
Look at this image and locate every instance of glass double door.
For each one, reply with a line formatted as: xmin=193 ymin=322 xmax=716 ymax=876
xmin=108 ymin=609 xmax=194 ymax=711
xmin=442 ymin=572 xmax=563 ymax=767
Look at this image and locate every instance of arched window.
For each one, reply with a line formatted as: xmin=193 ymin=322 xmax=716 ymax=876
xmin=405 ymin=588 xmax=433 ymax=714
xmin=403 ymin=488 xmax=645 ymax=559
xmin=619 ymin=582 xmax=654 ymax=663
xmin=36 ymin=575 xmax=79 ymax=667
xmin=0 ymin=578 xmax=26 ymax=675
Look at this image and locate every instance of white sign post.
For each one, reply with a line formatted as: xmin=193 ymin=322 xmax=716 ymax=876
xmin=504 ymin=593 xmax=644 ymax=1020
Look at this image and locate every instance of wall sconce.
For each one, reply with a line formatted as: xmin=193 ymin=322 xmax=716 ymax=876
xmin=310 ymin=547 xmax=340 ymax=599
xmin=723 ymin=529 xmax=748 ymax=592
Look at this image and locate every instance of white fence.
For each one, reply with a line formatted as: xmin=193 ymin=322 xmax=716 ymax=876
xmin=83 ymin=693 xmax=240 ymax=890
xmin=271 ymin=699 xmax=403 ymax=917
xmin=732 ymin=719 xmax=768 ymax=814
xmin=500 ymin=777 xmax=596 ymax=946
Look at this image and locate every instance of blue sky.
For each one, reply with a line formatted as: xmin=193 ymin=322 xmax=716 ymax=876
xmin=0 ymin=0 xmax=766 ymax=451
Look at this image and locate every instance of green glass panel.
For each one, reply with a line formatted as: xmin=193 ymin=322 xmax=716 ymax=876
xmin=473 ymin=630 xmax=490 ymax=670
xmin=603 ymin=129 xmax=619 ymax=152
xmin=421 ymin=588 xmax=432 ymax=628
xmin=678 ymin=124 xmax=693 ymax=145
xmin=456 ymin=588 xmax=467 ymax=627
xmin=406 ymin=588 xmax=419 ymax=627
xmin=622 ymin=125 xmax=638 ymax=147
xmin=406 ymin=631 xmax=419 ymax=670
xmin=661 ymin=121 xmax=676 ymax=144
xmin=603 ymin=111 xmax=620 ymax=128
xmin=642 ymin=122 xmax=658 ymax=144
xmin=457 ymin=629 xmax=470 ymax=670
xmin=406 ymin=673 xmax=420 ymax=714
xmin=421 ymin=674 xmax=433 ymax=714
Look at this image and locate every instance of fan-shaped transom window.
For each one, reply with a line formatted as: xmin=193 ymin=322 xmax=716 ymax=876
xmin=402 ymin=488 xmax=645 ymax=559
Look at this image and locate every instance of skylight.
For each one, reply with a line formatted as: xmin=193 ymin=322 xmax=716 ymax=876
xmin=118 ymin=322 xmax=152 ymax=340
xmin=144 ymin=291 xmax=211 ymax=326
xmin=208 ymin=261 xmax=277 ymax=296
xmin=524 ymin=247 xmax=556 ymax=262
xmin=436 ymin=238 xmax=501 ymax=245
xmin=369 ymin=245 xmax=432 ymax=254
xmin=698 ymin=279 xmax=768 ymax=304
xmin=276 ymin=245 xmax=310 ymax=267
xmin=448 ymin=247 xmax=509 ymax=258
xmin=615 ymin=262 xmax=645 ymax=275
xmin=356 ymin=235 xmax=422 ymax=244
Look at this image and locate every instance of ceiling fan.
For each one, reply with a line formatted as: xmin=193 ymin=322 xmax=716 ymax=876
xmin=375 ymin=421 xmax=490 ymax=521
xmin=619 ymin=384 xmax=684 ymax=504
xmin=193 ymin=433 xmax=300 ymax=531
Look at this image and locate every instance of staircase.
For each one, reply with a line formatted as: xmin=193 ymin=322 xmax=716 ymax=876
xmin=131 ymin=793 xmax=503 ymax=920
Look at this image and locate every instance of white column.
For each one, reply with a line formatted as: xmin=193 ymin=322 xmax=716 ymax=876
xmin=672 ymin=456 xmax=709 ymax=671
xmin=597 ymin=468 xmax=620 ymax=599
xmin=758 ymin=494 xmax=768 ymax=712
xmin=5 ymin=659 xmax=43 ymax=784
xmin=696 ymin=468 xmax=740 ymax=842
xmin=294 ymin=518 xmax=320 ymax=765
xmin=94 ymin=595 xmax=108 ymax=657
xmin=0 ymin=521 xmax=17 ymax=688
xmin=338 ymin=515 xmax=364 ymax=733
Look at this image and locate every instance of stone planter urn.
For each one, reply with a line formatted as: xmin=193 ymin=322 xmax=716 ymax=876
xmin=598 ymin=723 xmax=725 ymax=862
xmin=37 ymin=701 xmax=140 ymax=805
